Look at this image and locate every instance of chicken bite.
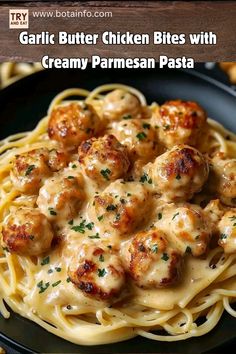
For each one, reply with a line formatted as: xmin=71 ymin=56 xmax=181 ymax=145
xmin=37 ymin=171 xmax=85 ymax=222
xmin=102 ymin=89 xmax=143 ymax=121
xmin=152 ymin=100 xmax=207 ymax=148
xmin=68 ymin=243 xmax=125 ymax=301
xmin=122 ymin=228 xmax=182 ymax=288
xmin=92 ymin=180 xmax=151 ymax=236
xmin=48 ymin=103 xmax=101 ymax=149
xmin=78 ymin=135 xmax=130 ymax=185
xmin=2 ymin=207 xmax=54 ymax=256
xmin=218 ymin=210 xmax=236 ymax=253
xmin=146 ymin=145 xmax=209 ymax=202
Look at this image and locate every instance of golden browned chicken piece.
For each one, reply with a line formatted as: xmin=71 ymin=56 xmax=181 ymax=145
xmin=93 ymin=180 xmax=151 ymax=236
xmin=102 ymin=89 xmax=143 ymax=121
xmin=68 ymin=243 xmax=125 ymax=301
xmin=109 ymin=119 xmax=159 ymax=164
xmin=146 ymin=145 xmax=209 ymax=202
xmin=11 ymin=148 xmax=68 ymax=194
xmin=152 ymin=100 xmax=206 ymax=148
xmin=78 ymin=135 xmax=130 ymax=185
xmin=158 ymin=203 xmax=213 ymax=257
xmin=122 ymin=228 xmax=182 ymax=288
xmin=209 ymin=153 xmax=236 ymax=206
xmin=2 ymin=207 xmax=54 ymax=256
xmin=48 ymin=103 xmax=101 ymax=149
xmin=218 ymin=210 xmax=236 ymax=253
xmin=37 ymin=171 xmax=85 ymax=222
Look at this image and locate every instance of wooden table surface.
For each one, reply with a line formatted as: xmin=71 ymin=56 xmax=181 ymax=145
xmin=0 ymin=1 xmax=235 ymax=63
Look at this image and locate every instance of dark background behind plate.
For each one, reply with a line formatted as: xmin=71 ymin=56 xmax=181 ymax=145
xmin=0 ymin=64 xmax=236 ymax=354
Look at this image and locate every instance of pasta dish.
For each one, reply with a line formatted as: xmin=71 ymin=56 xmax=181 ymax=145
xmin=0 ymin=84 xmax=236 ymax=345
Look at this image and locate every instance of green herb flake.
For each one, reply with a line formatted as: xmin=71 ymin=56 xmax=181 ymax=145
xmin=151 ymin=244 xmax=158 ymax=253
xmin=66 ymin=277 xmax=71 ymax=283
xmin=136 ymin=132 xmax=147 ymax=141
xmin=37 ymin=280 xmax=50 ymax=294
xmin=67 ymin=176 xmax=75 ymax=179
xmin=41 ymin=256 xmax=50 ymax=266
xmin=143 ymin=123 xmax=151 ymax=129
xmin=86 ymin=222 xmax=94 ymax=230
xmin=71 ymin=220 xmax=86 ymax=233
xmin=172 ymin=212 xmax=180 ymax=220
xmin=98 ymin=268 xmax=107 ymax=277
xmin=161 ymin=253 xmax=169 ymax=261
xmin=139 ymin=173 xmax=152 ymax=184
xmin=25 ymin=164 xmax=35 ymax=176
xmin=88 ymin=233 xmax=100 ymax=239
xmin=52 ymin=280 xmax=61 ymax=287
xmin=220 ymin=233 xmax=228 ymax=240
xmin=123 ymin=114 xmax=132 ymax=120
xmin=185 ymin=246 xmax=192 ymax=254
xmin=47 ymin=269 xmax=53 ymax=274
xmin=48 ymin=207 xmax=57 ymax=216
xmin=107 ymin=245 xmax=112 ymax=250
xmin=72 ymin=164 xmax=77 ymax=169
xmin=2 ymin=246 xmax=9 ymax=252
xmin=29 ymin=235 xmax=35 ymax=240
xmin=100 ymin=168 xmax=111 ymax=181
xmin=106 ymin=204 xmax=117 ymax=212
xmin=158 ymin=213 xmax=162 ymax=220
xmin=163 ymin=124 xmax=170 ymax=131
xmin=97 ymin=215 xmax=103 ymax=221
xmin=68 ymin=219 xmax=74 ymax=225
xmin=99 ymin=254 xmax=104 ymax=262
xmin=176 ymin=174 xmax=181 ymax=180
xmin=55 ymin=267 xmax=62 ymax=272
xmin=127 ymin=193 xmax=132 ymax=197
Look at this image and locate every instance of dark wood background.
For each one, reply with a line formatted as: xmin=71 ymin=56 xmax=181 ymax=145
xmin=0 ymin=1 xmax=236 ymax=62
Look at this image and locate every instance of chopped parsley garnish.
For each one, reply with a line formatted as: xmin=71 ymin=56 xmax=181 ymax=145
xmin=120 ymin=198 xmax=126 ymax=204
xmin=55 ymin=267 xmax=61 ymax=272
xmin=99 ymin=254 xmax=104 ymax=262
xmin=37 ymin=280 xmax=50 ymax=294
xmin=25 ymin=164 xmax=35 ymax=176
xmin=229 ymin=216 xmax=236 ymax=226
xmin=97 ymin=215 xmax=103 ymax=221
xmin=2 ymin=246 xmax=9 ymax=252
xmin=86 ymin=222 xmax=94 ymax=230
xmin=48 ymin=207 xmax=57 ymax=216
xmin=107 ymin=245 xmax=112 ymax=249
xmin=163 ymin=124 xmax=170 ymax=131
xmin=29 ymin=235 xmax=35 ymax=240
xmin=98 ymin=268 xmax=106 ymax=277
xmin=185 ymin=246 xmax=192 ymax=254
xmin=220 ymin=233 xmax=228 ymax=240
xmin=106 ymin=204 xmax=117 ymax=211
xmin=67 ymin=176 xmax=74 ymax=179
xmin=136 ymin=132 xmax=147 ymax=140
xmin=68 ymin=219 xmax=74 ymax=225
xmin=88 ymin=233 xmax=100 ymax=239
xmin=66 ymin=277 xmax=71 ymax=283
xmin=41 ymin=256 xmax=50 ymax=266
xmin=100 ymin=168 xmax=111 ymax=181
xmin=115 ymin=213 xmax=121 ymax=221
xmin=139 ymin=173 xmax=152 ymax=184
xmin=158 ymin=213 xmax=162 ymax=220
xmin=143 ymin=123 xmax=151 ymax=129
xmin=52 ymin=280 xmax=61 ymax=287
xmin=151 ymin=244 xmax=158 ymax=253
xmin=47 ymin=269 xmax=53 ymax=274
xmin=71 ymin=220 xmax=86 ymax=233
xmin=172 ymin=212 xmax=180 ymax=220
xmin=123 ymin=114 xmax=132 ymax=120
xmin=72 ymin=164 xmax=77 ymax=169
xmin=176 ymin=174 xmax=181 ymax=180
xmin=66 ymin=305 xmax=72 ymax=310
xmin=127 ymin=193 xmax=131 ymax=197
xmin=161 ymin=253 xmax=169 ymax=261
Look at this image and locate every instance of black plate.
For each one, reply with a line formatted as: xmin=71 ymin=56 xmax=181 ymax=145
xmin=0 ymin=68 xmax=236 ymax=354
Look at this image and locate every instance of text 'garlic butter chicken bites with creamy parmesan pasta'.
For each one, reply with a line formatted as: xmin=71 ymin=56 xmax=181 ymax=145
xmin=0 ymin=84 xmax=236 ymax=345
